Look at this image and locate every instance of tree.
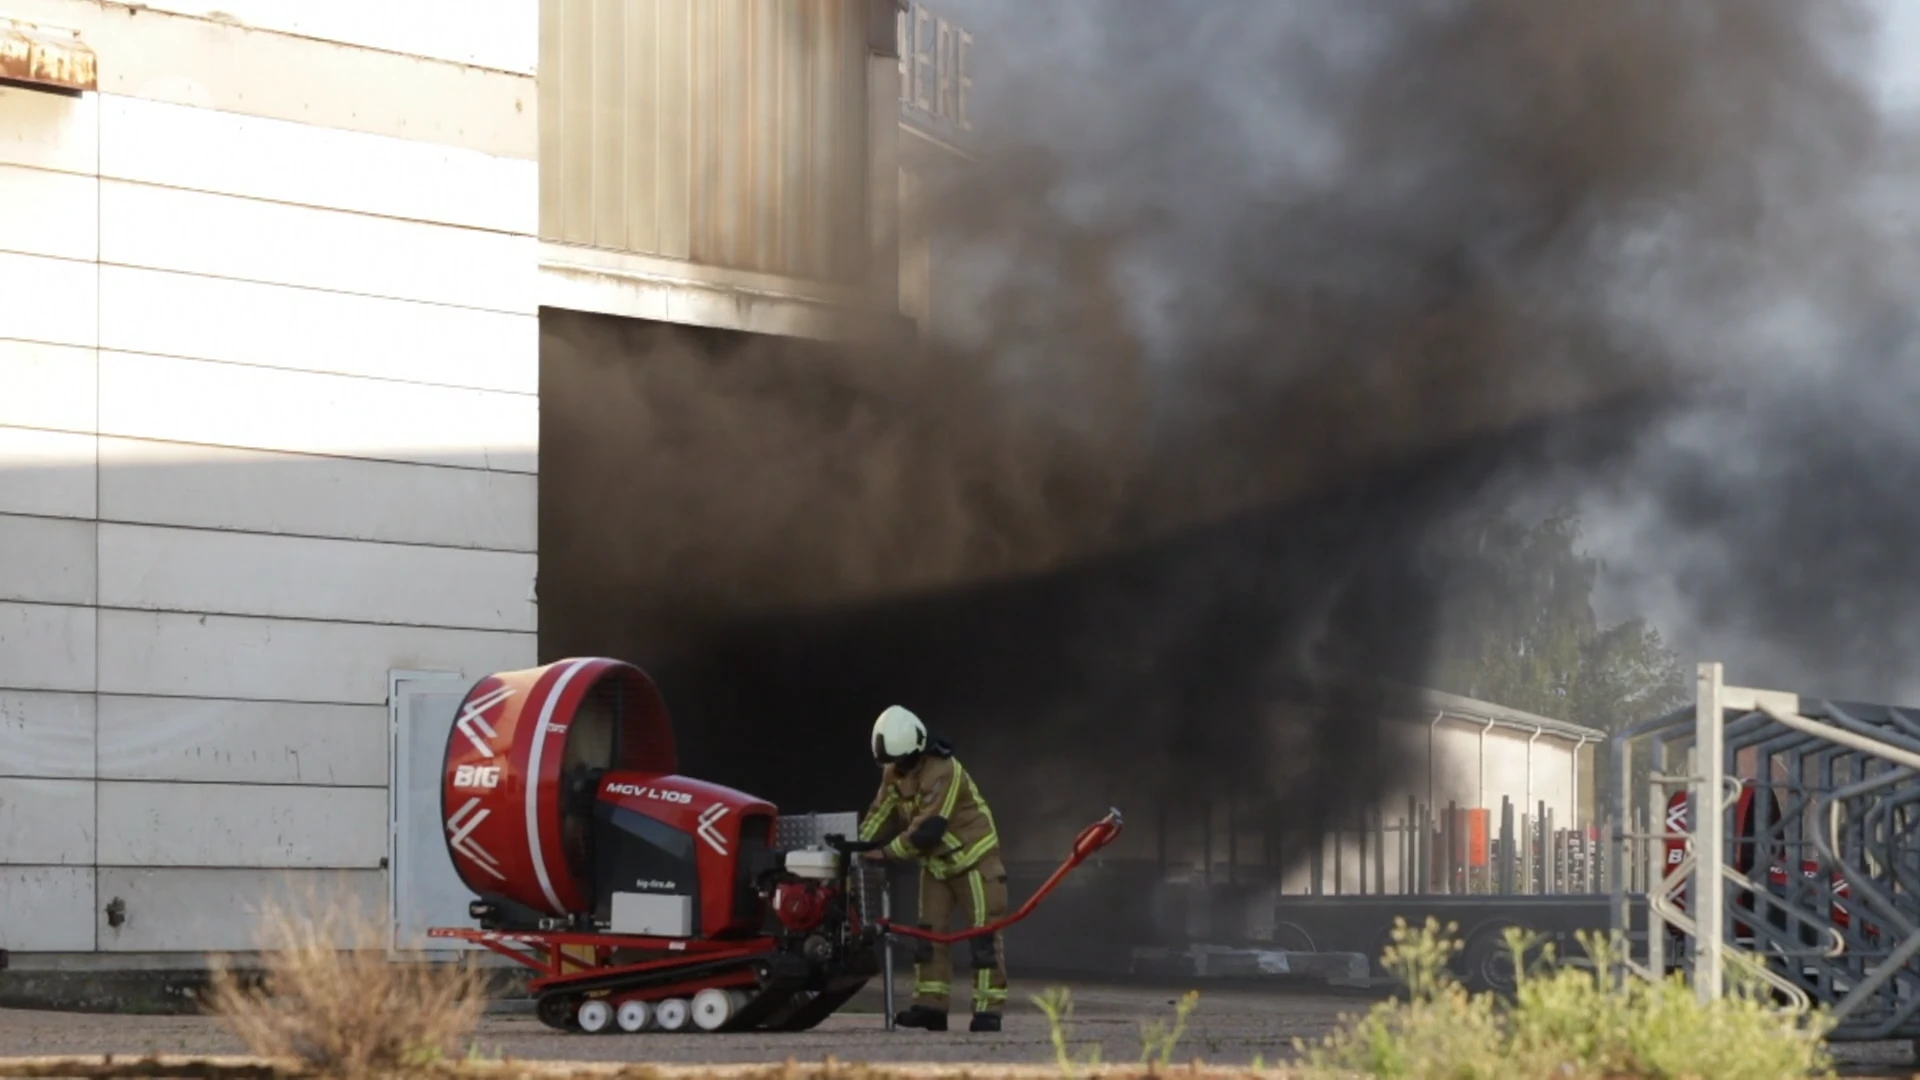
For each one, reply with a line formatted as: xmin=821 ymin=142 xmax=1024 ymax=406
xmin=1568 ymin=616 xmax=1690 ymax=734
xmin=1424 ymin=506 xmax=1689 ymax=733
xmin=1420 ymin=506 xmax=1689 ymax=823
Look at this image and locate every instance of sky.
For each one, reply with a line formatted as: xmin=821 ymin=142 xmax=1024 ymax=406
xmin=1874 ymin=0 xmax=1920 ymax=110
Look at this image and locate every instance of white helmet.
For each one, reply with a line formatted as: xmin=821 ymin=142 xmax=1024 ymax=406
xmin=871 ymin=705 xmax=928 ymax=764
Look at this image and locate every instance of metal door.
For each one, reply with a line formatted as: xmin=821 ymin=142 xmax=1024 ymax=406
xmin=389 ymin=670 xmax=478 ymax=956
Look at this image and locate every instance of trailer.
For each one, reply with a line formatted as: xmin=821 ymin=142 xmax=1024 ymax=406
xmin=981 ymin=799 xmax=1636 ymax=995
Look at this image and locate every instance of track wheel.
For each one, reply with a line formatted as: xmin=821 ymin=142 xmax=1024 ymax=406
xmin=535 ymin=995 xmax=576 ymax=1032
xmin=577 ymin=998 xmax=614 ymax=1034
xmin=692 ymin=987 xmax=736 ymax=1032
xmin=616 ymin=999 xmax=652 ymax=1033
xmin=654 ymin=997 xmax=691 ymax=1032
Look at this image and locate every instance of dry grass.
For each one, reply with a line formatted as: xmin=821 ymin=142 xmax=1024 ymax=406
xmin=200 ymin=886 xmax=490 ymax=1079
xmin=0 ymin=1063 xmax=1294 ymax=1080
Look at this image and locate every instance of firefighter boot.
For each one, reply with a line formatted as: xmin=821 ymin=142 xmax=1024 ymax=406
xmin=969 ymin=1012 xmax=1002 ymax=1033
xmin=895 ymin=1005 xmax=948 ymax=1032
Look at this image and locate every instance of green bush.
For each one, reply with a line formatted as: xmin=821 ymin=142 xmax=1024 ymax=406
xmin=1294 ymin=917 xmax=1836 ymax=1079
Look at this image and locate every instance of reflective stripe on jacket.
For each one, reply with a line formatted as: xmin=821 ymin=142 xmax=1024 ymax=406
xmin=859 ymin=753 xmax=999 ymax=880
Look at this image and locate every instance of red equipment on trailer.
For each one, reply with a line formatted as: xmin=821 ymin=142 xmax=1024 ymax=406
xmin=1661 ymin=785 xmax=1874 ymax=943
xmin=427 ymin=657 xmax=1122 ymax=1034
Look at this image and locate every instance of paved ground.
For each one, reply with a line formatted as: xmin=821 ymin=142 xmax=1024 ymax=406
xmin=0 ymin=982 xmax=1362 ymax=1068
xmin=1 ymin=980 xmax=1916 ymax=1073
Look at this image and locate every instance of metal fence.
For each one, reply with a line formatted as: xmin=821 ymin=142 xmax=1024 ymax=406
xmin=1294 ymin=796 xmax=1606 ymax=897
xmin=1610 ymin=662 xmax=1920 ymax=1042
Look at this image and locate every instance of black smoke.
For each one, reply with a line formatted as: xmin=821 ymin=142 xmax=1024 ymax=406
xmin=539 ymin=0 xmax=1908 ymax=863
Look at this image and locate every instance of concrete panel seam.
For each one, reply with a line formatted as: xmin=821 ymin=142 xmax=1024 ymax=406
xmin=97 ymin=1 xmax=538 ymax=77
xmin=86 ymin=777 xmax=387 ymax=790
xmin=92 ymin=345 xmax=538 ymax=398
xmin=94 ymin=260 xmax=531 ymax=320
xmin=3 ymin=597 xmax=536 ymax=635
xmin=87 ymin=427 xmax=531 ymax=477
xmin=87 ymin=690 xmax=393 ymax=710
xmin=93 ymin=174 xmax=536 ymax=240
xmin=0 ymin=508 xmax=535 ymax=555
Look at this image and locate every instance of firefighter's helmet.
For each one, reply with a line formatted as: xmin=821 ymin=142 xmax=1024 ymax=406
xmin=871 ymin=705 xmax=927 ymax=765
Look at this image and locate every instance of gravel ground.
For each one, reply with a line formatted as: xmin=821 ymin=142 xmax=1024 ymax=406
xmin=1 ymin=981 xmax=1916 ymax=1073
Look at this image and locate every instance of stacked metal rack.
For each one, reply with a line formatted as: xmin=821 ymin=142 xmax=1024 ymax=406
xmin=1610 ymin=662 xmax=1920 ymax=1040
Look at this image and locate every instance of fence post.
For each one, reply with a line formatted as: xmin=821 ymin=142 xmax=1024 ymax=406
xmin=1417 ymin=803 xmax=1431 ymax=895
xmin=1374 ymin=806 xmax=1387 ymax=896
xmin=1227 ymin=799 xmax=1239 ymax=888
xmin=1498 ymin=796 xmax=1514 ymax=894
xmin=1397 ymin=814 xmax=1413 ymax=891
xmin=1334 ymin=815 xmax=1345 ymax=896
xmin=1311 ymin=827 xmax=1325 ymax=897
xmin=1405 ymin=797 xmax=1418 ymax=895
xmin=1546 ymin=807 xmax=1558 ymax=894
xmin=1587 ymin=825 xmax=1597 ymax=893
xmin=1537 ymin=801 xmax=1549 ymax=894
xmin=1518 ymin=812 xmax=1532 ymax=894
xmin=1355 ymin=808 xmax=1366 ymax=895
xmin=1601 ymin=820 xmax=1613 ymax=893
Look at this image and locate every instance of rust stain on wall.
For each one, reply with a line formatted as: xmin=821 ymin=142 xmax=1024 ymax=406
xmin=0 ymin=17 xmax=96 ymax=93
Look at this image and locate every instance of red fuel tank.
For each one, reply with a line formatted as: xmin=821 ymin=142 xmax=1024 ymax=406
xmin=440 ymin=657 xmax=676 ymax=918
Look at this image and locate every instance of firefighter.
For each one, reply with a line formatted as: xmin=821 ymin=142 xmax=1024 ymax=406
xmin=858 ymin=704 xmax=1008 ymax=1033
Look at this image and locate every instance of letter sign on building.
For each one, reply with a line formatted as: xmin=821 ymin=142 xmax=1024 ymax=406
xmin=898 ymin=2 xmax=972 ymax=133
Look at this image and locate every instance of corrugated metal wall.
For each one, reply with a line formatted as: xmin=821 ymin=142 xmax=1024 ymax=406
xmin=539 ymin=0 xmax=871 ymax=284
xmin=897 ymin=164 xmax=928 ymax=323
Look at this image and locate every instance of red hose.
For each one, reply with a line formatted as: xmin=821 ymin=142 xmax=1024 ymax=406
xmin=876 ymin=808 xmax=1123 ymax=945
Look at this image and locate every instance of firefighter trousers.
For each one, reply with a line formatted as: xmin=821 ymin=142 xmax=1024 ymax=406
xmin=912 ymin=863 xmax=1009 ymax=1015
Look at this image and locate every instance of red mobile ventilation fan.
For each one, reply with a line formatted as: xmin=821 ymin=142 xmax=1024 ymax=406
xmin=429 ymin=657 xmax=1123 ymax=1034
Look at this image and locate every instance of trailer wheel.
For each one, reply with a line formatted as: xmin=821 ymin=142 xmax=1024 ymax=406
xmin=1461 ymin=924 xmax=1542 ymax=995
xmin=1366 ymin=925 xmax=1400 ymax=979
xmin=1270 ymin=921 xmax=1316 ymax=953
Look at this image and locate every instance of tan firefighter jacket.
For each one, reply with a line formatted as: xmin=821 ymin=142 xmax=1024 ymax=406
xmin=859 ymin=750 xmax=1001 ymax=880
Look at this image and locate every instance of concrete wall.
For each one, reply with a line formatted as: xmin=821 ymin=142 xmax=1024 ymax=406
xmin=0 ymin=0 xmax=539 ymax=956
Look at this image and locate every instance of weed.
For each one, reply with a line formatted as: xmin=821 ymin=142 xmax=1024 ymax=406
xmin=1294 ymin=916 xmax=1838 ymax=1079
xmin=1031 ymin=986 xmax=1103 ymax=1077
xmin=203 ymin=883 xmax=490 ymax=1078
xmin=1139 ymin=989 xmax=1201 ymax=1069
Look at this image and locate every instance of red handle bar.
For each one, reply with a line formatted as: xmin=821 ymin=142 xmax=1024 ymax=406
xmin=875 ymin=808 xmax=1123 ymax=944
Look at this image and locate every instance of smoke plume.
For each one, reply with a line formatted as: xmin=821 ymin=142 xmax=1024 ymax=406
xmin=539 ymin=0 xmax=1912 ymax=866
